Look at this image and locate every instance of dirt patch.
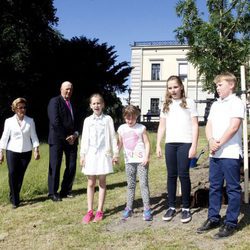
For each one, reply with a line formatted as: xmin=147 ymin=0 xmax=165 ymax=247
xmin=106 ymin=159 xmax=250 ymax=249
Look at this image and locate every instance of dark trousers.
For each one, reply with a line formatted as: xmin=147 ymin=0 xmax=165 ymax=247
xmin=165 ymin=143 xmax=191 ymax=208
xmin=48 ymin=142 xmax=77 ymax=195
xmin=6 ymin=150 xmax=32 ymax=206
xmin=208 ymin=157 xmax=241 ymax=227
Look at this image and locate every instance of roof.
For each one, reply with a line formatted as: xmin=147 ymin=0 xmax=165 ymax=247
xmin=131 ymin=40 xmax=188 ymax=47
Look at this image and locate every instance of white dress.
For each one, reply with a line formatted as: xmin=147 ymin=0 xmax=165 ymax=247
xmin=80 ymin=114 xmax=118 ymax=175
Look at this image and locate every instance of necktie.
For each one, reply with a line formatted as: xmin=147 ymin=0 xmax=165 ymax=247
xmin=65 ymin=100 xmax=73 ymax=119
xmin=66 ymin=100 xmax=71 ymax=110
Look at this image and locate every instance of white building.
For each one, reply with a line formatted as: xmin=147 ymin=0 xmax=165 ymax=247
xmin=129 ymin=41 xmax=214 ymax=121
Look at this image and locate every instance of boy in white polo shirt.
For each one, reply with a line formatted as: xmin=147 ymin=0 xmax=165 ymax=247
xmin=197 ymin=72 xmax=245 ymax=239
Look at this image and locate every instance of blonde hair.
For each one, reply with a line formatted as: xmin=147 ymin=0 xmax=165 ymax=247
xmin=214 ymin=72 xmax=237 ymax=90
xmin=89 ymin=93 xmax=104 ymax=104
xmin=11 ymin=98 xmax=27 ymax=112
xmin=123 ymin=105 xmax=140 ymax=118
xmin=163 ymin=75 xmax=187 ymax=113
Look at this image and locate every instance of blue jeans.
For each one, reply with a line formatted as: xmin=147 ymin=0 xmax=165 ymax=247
xmin=208 ymin=157 xmax=241 ymax=227
xmin=165 ymin=143 xmax=191 ymax=208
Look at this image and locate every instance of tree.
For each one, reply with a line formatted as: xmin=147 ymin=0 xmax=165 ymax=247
xmin=51 ymin=37 xmax=131 ymax=123
xmin=0 ymin=1 xmax=131 ymax=138
xmin=175 ymin=0 xmax=250 ymax=93
xmin=0 ymin=0 xmax=60 ymax=135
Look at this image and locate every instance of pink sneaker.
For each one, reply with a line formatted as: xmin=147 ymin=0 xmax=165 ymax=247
xmin=93 ymin=210 xmax=104 ymax=222
xmin=81 ymin=210 xmax=94 ymax=224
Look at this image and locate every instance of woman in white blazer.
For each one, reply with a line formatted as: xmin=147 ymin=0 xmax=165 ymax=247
xmin=0 ymin=98 xmax=40 ymax=208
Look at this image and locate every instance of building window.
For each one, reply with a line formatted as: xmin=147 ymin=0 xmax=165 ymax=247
xmin=178 ymin=63 xmax=188 ymax=81
xmin=151 ymin=64 xmax=160 ymax=80
xmin=150 ymin=98 xmax=160 ymax=114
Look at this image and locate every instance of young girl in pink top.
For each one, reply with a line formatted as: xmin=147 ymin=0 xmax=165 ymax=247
xmin=117 ymin=105 xmax=152 ymax=221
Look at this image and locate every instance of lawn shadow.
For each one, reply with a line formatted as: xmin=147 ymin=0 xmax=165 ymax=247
xmin=237 ymin=203 xmax=250 ymax=231
xmin=22 ymin=187 xmax=87 ymax=206
xmin=21 ymin=195 xmax=50 ymax=207
xmin=150 ymin=193 xmax=167 ymax=216
xmin=106 ymin=181 xmax=127 ymax=190
xmin=104 ymin=192 xmax=167 ymax=217
xmin=105 ymin=192 xmax=172 ymax=217
xmin=104 ymin=190 xmax=211 ymax=218
xmin=20 ymin=181 xmax=127 ymax=207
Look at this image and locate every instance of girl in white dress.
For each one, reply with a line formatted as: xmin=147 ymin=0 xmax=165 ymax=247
xmin=80 ymin=93 xmax=118 ymax=223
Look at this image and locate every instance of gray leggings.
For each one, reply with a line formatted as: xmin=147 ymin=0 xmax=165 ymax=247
xmin=125 ymin=163 xmax=150 ymax=209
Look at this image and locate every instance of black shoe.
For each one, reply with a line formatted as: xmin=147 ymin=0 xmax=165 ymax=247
xmin=12 ymin=204 xmax=19 ymax=209
xmin=66 ymin=193 xmax=74 ymax=198
xmin=181 ymin=210 xmax=192 ymax=223
xmin=48 ymin=194 xmax=62 ymax=202
xmin=162 ymin=208 xmax=176 ymax=221
xmin=60 ymin=192 xmax=74 ymax=199
xmin=197 ymin=219 xmax=220 ymax=234
xmin=213 ymin=224 xmax=236 ymax=239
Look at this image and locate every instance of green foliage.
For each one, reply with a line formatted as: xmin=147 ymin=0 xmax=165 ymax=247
xmin=52 ymin=37 xmax=132 ymax=122
xmin=0 ymin=0 xmax=61 ymax=137
xmin=0 ymin=1 xmax=132 ymax=139
xmin=175 ymin=0 xmax=250 ymax=93
xmin=0 ymin=0 xmax=58 ymax=73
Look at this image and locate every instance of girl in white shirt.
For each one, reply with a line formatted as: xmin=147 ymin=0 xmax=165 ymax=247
xmin=80 ymin=93 xmax=118 ymax=224
xmin=156 ymin=75 xmax=199 ymax=223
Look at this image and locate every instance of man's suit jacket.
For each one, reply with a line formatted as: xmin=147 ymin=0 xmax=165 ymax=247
xmin=48 ymin=95 xmax=78 ymax=145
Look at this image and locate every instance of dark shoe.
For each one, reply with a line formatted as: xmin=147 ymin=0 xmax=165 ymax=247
xmin=48 ymin=194 xmax=62 ymax=202
xmin=181 ymin=210 xmax=192 ymax=223
xmin=60 ymin=192 xmax=74 ymax=199
xmin=66 ymin=193 xmax=74 ymax=198
xmin=197 ymin=219 xmax=220 ymax=234
xmin=213 ymin=224 xmax=236 ymax=239
xmin=162 ymin=208 xmax=176 ymax=221
xmin=12 ymin=204 xmax=19 ymax=209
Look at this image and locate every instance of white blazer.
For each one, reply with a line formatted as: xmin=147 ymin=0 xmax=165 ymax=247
xmin=0 ymin=114 xmax=39 ymax=153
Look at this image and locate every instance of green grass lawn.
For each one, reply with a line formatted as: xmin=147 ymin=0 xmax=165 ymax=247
xmin=0 ymin=128 xmax=249 ymax=250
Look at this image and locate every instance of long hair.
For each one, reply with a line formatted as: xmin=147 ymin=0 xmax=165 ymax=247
xmin=163 ymin=75 xmax=187 ymax=113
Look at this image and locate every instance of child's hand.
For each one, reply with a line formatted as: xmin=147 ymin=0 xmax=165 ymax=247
xmin=140 ymin=158 xmax=149 ymax=167
xmin=156 ymin=145 xmax=162 ymax=158
xmin=80 ymin=157 xmax=85 ymax=169
xmin=209 ymin=138 xmax=220 ymax=153
xmin=188 ymin=145 xmax=196 ymax=159
xmin=112 ymin=157 xmax=119 ymax=165
xmin=0 ymin=153 xmax=4 ymax=164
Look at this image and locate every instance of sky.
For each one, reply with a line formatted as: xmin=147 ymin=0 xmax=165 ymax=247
xmin=53 ymin=0 xmax=188 ymax=64
xmin=53 ymin=0 xmax=206 ymax=102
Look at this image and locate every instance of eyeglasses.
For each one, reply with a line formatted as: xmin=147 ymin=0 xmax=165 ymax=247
xmin=17 ymin=106 xmax=26 ymax=110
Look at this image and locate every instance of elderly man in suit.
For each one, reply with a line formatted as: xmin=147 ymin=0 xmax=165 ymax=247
xmin=47 ymin=81 xmax=79 ymax=201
